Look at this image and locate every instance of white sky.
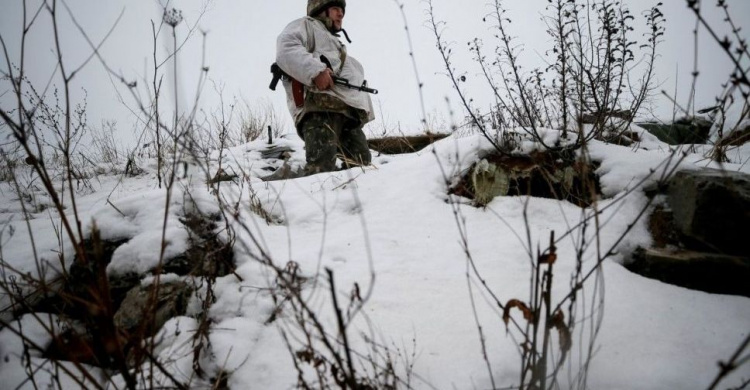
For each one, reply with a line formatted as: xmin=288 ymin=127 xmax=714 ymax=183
xmin=2 ymin=0 xmax=749 ymax=147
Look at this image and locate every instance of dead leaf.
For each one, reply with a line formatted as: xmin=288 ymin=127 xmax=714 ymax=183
xmin=550 ymin=310 xmax=571 ymax=352
xmin=503 ymin=299 xmax=534 ymax=325
xmin=539 ymin=252 xmax=557 ymax=264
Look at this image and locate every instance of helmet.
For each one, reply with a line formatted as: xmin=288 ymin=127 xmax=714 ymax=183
xmin=307 ymin=0 xmax=346 ymax=17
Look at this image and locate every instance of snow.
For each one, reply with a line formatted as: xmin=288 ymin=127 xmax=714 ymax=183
xmin=0 ymin=130 xmax=749 ymax=389
xmin=0 ymin=314 xmax=106 ymax=389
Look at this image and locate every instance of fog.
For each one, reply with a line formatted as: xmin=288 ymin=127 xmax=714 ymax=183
xmin=2 ymin=0 xmax=748 ymax=147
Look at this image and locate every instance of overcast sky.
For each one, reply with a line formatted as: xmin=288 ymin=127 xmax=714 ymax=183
xmin=2 ymin=0 xmax=749 ymax=147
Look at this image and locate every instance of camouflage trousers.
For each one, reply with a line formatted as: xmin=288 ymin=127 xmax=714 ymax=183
xmin=300 ymin=112 xmax=372 ymax=174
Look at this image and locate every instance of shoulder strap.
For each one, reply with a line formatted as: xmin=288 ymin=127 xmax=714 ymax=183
xmin=337 ymin=46 xmax=347 ymax=75
xmin=305 ymin=17 xmax=348 ymax=76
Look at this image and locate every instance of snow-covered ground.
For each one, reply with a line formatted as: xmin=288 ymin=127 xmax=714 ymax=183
xmin=0 ymin=128 xmax=749 ymax=389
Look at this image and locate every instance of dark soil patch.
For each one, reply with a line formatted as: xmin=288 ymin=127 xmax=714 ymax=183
xmin=450 ymin=149 xmax=602 ymax=207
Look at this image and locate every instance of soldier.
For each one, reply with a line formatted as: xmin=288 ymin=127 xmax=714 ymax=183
xmin=275 ymin=0 xmax=374 ymax=176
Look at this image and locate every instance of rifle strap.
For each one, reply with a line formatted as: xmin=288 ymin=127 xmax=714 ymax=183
xmin=337 ymin=46 xmax=347 ymax=76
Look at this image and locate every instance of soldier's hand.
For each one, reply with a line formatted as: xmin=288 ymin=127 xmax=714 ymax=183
xmin=313 ymin=68 xmax=334 ymax=90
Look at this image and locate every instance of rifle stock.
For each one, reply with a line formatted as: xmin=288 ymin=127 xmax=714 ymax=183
xmin=269 ymin=63 xmax=283 ymax=91
xmin=269 ymin=63 xmax=304 ymax=107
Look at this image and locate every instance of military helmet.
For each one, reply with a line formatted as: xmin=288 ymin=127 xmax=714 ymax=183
xmin=307 ymin=0 xmax=346 ymax=17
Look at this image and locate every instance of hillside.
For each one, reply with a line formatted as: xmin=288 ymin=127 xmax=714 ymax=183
xmin=1 ymin=128 xmax=749 ymax=389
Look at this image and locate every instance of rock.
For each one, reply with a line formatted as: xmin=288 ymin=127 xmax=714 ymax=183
xmin=113 ymin=280 xmax=193 ymax=336
xmin=208 ymin=168 xmax=238 ymax=184
xmin=108 ymin=272 xmax=142 ymax=309
xmin=647 ymin=204 xmax=682 ymax=249
xmin=63 ymin=237 xmax=131 ymax=317
xmin=600 ymin=129 xmax=643 ymax=147
xmin=638 ymin=116 xmax=712 ymax=145
xmin=667 ymin=169 xmax=750 ymax=257
xmin=165 ymin=212 xmax=236 ymax=276
xmin=260 ymin=144 xmax=295 ymax=160
xmin=580 ymin=109 xmax=633 ymax=124
xmin=627 ymin=248 xmax=750 ymax=297
xmin=261 ymin=161 xmax=306 ymax=181
xmin=630 ymin=170 xmax=750 ymax=296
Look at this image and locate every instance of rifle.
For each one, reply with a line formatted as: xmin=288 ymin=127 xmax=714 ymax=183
xmin=269 ymin=63 xmax=287 ymax=91
xmin=269 ymin=63 xmax=305 ymax=107
xmin=320 ymin=55 xmax=378 ymax=94
xmin=269 ymin=57 xmax=378 ymax=97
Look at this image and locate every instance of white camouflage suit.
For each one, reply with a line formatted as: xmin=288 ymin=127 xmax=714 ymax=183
xmin=276 ymin=16 xmax=375 ymax=126
xmin=276 ymin=14 xmax=374 ymax=172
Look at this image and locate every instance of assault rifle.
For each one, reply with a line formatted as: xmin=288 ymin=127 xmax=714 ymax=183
xmin=268 ymin=63 xmax=289 ymax=91
xmin=268 ymin=57 xmax=378 ymax=95
xmin=320 ymin=55 xmax=378 ymax=94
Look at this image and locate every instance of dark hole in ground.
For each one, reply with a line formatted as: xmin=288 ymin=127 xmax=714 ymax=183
xmin=450 ymin=149 xmax=602 ymax=207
